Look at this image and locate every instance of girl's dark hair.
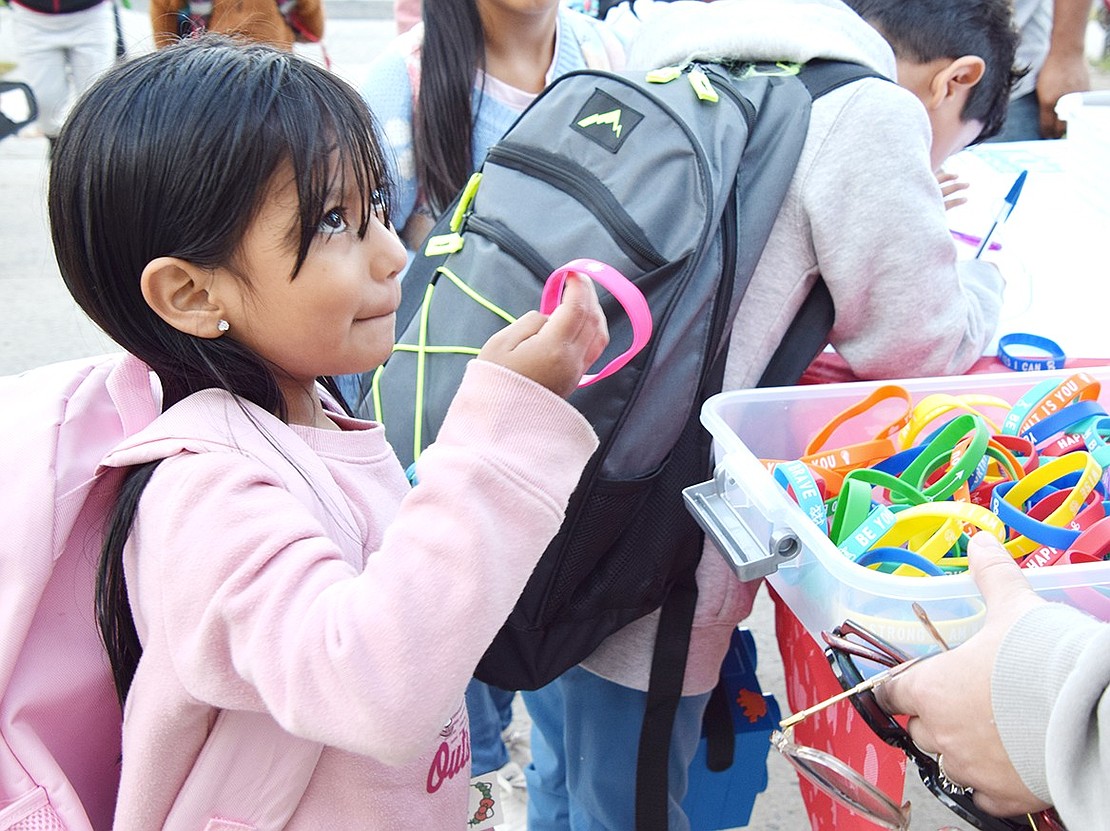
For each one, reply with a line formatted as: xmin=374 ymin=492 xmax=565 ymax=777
xmin=413 ymin=0 xmax=485 ymax=215
xmin=48 ymin=36 xmax=393 ymax=707
xmin=843 ymin=0 xmax=1026 ymax=143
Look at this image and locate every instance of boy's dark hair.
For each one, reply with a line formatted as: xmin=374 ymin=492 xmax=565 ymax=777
xmin=844 ymin=0 xmax=1026 ymax=142
xmin=48 ymin=35 xmax=393 ymax=706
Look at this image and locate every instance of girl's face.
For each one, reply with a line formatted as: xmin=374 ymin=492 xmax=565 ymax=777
xmin=216 ymin=163 xmax=407 ymax=406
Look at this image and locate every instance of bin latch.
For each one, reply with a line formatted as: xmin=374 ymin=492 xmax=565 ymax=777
xmin=682 ymin=465 xmax=801 ymax=581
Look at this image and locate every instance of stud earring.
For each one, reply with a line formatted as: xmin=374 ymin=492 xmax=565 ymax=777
xmin=217 ymin=319 xmax=230 ymax=333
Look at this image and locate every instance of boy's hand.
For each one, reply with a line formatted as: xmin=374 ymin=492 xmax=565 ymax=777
xmin=478 ymin=273 xmax=609 ymax=398
xmin=936 ymin=170 xmax=969 ymax=210
xmin=875 ymin=533 xmax=1050 ymax=818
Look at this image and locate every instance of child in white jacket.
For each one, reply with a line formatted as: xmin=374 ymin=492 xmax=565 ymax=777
xmin=522 ymin=1 xmax=1021 ymax=828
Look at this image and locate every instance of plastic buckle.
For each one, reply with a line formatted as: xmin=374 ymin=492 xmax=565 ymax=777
xmin=424 ymin=233 xmax=465 ymax=257
xmin=683 ymin=466 xmax=801 ymax=581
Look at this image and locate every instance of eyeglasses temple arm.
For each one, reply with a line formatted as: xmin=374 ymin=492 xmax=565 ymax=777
xmin=778 ymin=655 xmax=928 ymax=731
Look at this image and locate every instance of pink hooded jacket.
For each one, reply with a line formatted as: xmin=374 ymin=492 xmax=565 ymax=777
xmin=97 ymin=358 xmax=596 ymax=829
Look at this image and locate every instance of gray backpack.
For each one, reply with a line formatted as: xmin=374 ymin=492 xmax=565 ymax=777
xmin=354 ymin=59 xmax=874 ymax=829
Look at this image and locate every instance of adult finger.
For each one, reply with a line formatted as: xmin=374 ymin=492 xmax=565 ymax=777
xmin=966 ymin=533 xmax=1040 ymax=613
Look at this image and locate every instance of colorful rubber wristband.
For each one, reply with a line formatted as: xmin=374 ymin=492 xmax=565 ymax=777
xmin=773 ymin=460 xmax=828 ymax=530
xmin=992 ymin=481 xmax=1082 ymax=551
xmin=992 ymin=451 xmax=1102 ymax=556
xmin=997 ymin=332 xmax=1066 ymax=372
xmin=829 ymin=477 xmax=874 ymax=547
xmin=837 ymin=505 xmax=898 ymax=561
xmin=539 ymin=258 xmax=651 ymax=387
xmin=1063 ymin=515 xmax=1110 ymax=561
xmin=897 ymin=393 xmax=1009 ymax=449
xmin=855 ymin=547 xmax=947 ymax=577
xmin=1017 ymin=372 xmax=1102 ymax=436
xmin=1026 ymin=486 xmax=1103 ymax=528
xmin=1001 ymin=379 xmax=1061 ymax=436
xmin=1021 ymin=400 xmax=1105 ymax=445
xmin=900 ymin=414 xmax=989 ymax=501
xmin=874 ymin=501 xmax=1006 ymax=558
xmin=871 ymin=445 xmax=926 ymax=477
xmin=1081 ymin=416 xmax=1110 ymax=469
xmin=804 ymin=385 xmax=913 ymax=456
xmin=839 ymin=467 xmax=929 ymax=507
xmin=1039 ymin=432 xmax=1088 ymax=458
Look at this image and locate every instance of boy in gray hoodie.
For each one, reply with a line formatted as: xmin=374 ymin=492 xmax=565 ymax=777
xmin=522 ymin=1 xmax=1022 ymax=828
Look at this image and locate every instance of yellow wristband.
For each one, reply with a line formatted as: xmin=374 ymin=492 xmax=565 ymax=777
xmin=996 ymin=451 xmax=1102 ymax=557
xmin=897 ymin=393 xmax=1011 ymax=449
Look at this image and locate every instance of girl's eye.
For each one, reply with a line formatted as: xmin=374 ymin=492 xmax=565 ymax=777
xmin=318 ymin=208 xmax=349 ymax=234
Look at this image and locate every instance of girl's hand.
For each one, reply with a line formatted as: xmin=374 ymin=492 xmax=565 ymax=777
xmin=477 ymin=273 xmax=608 ymax=398
xmin=936 ymin=170 xmax=970 ymax=210
xmin=875 ymin=533 xmax=1050 ymax=818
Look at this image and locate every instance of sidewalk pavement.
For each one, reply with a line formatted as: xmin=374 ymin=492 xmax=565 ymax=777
xmin=0 ymin=4 xmax=397 ymax=373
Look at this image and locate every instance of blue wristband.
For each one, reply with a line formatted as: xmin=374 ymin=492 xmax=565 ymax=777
xmin=838 ymin=505 xmax=897 ymax=560
xmin=774 ymin=460 xmax=828 ymax=530
xmin=991 ymin=480 xmax=1082 ymax=550
xmin=854 ymin=547 xmax=947 ymax=577
xmin=997 ymin=333 xmax=1066 ymax=373
xmin=1021 ymin=400 xmax=1106 ymax=445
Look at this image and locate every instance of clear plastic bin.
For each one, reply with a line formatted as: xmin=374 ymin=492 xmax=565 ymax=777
xmin=696 ymin=367 xmax=1110 ymax=655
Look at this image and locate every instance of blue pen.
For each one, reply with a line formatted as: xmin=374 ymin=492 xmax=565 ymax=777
xmin=975 ymin=169 xmax=1026 ymax=258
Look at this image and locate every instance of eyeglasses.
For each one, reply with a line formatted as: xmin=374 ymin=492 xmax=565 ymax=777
xmin=771 ymin=604 xmax=1066 ymax=831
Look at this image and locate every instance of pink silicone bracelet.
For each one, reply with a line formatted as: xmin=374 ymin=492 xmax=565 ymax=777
xmin=539 ymin=258 xmax=653 ymax=388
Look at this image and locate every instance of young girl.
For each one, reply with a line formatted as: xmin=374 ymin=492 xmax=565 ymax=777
xmin=362 ymin=0 xmax=627 ymax=248
xmin=48 ymin=36 xmax=606 ymax=829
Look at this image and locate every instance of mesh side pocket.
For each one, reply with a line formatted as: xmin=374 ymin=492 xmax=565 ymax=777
xmin=7 ymin=805 xmax=64 ymax=831
xmin=548 ymin=474 xmax=658 ymax=616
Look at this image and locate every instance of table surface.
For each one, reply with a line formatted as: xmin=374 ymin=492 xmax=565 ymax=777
xmin=945 ymin=139 xmax=1109 ymax=361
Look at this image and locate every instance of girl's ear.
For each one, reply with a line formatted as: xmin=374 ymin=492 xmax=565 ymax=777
xmin=925 ymin=55 xmax=986 ymax=111
xmin=140 ymin=257 xmax=230 ymax=339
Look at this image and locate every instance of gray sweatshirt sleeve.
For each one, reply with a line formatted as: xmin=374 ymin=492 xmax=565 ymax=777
xmin=800 ymin=80 xmax=1005 ymax=379
xmin=992 ymin=602 xmax=1110 ymax=829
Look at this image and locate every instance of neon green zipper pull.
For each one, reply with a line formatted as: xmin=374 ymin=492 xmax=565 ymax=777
xmin=688 ymin=68 xmax=718 ymax=102
xmin=424 ymin=233 xmax=464 ymax=256
xmin=645 ymin=65 xmax=684 ymax=84
xmin=449 ymin=172 xmax=483 ymax=232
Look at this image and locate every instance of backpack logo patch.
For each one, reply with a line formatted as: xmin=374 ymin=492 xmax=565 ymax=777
xmin=572 ymin=89 xmax=643 ymax=153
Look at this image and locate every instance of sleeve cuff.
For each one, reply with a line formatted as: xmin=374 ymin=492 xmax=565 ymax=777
xmin=991 ymin=603 xmax=1103 ymax=801
xmin=430 ymin=359 xmax=599 ymax=497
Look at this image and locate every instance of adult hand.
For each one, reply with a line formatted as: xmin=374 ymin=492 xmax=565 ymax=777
xmin=1037 ymin=48 xmax=1090 ymax=138
xmin=875 ymin=533 xmax=1053 ymax=818
xmin=478 ymin=272 xmax=609 ymax=398
xmin=1036 ymin=0 xmax=1092 ymax=140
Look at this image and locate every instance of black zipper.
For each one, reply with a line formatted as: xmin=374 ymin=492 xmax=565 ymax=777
xmin=486 ymin=142 xmax=667 ymax=273
xmin=704 ymin=185 xmax=739 ymax=386
xmin=465 ymin=216 xmax=554 ymax=284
